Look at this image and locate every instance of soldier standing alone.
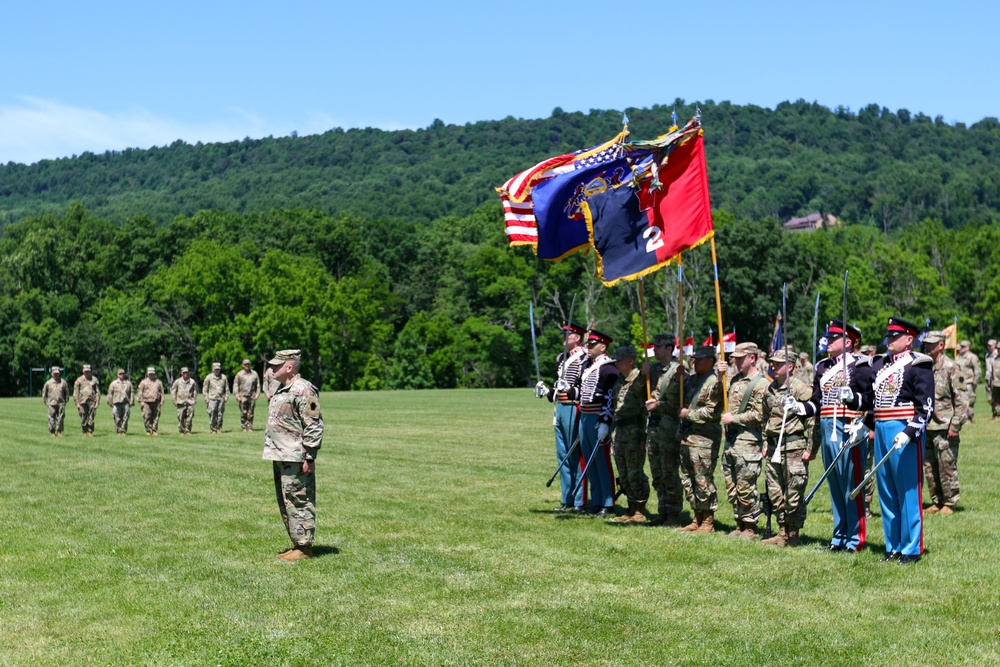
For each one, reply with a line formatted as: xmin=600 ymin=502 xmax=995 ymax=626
xmin=233 ymin=359 xmax=261 ymax=432
xmin=107 ymin=369 xmax=135 ymax=435
xmin=203 ymin=362 xmax=230 ymax=433
xmin=171 ymin=367 xmax=198 ymax=434
xmin=73 ymin=364 xmax=100 ymax=436
xmin=137 ymin=367 xmax=165 ymax=436
xmin=42 ymin=367 xmax=69 ymax=436
xmin=921 ymin=331 xmax=968 ymax=515
xmin=263 ymin=350 xmax=325 ymax=562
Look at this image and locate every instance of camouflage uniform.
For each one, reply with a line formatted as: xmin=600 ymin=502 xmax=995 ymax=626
xmin=647 ymin=358 xmax=685 ymax=520
xmin=954 ymin=346 xmax=980 ymax=420
xmin=73 ymin=369 xmax=100 ymax=435
xmin=992 ymin=349 xmax=1000 ymax=419
xmin=263 ymin=366 xmax=280 ymax=401
xmin=203 ymin=368 xmax=230 ymax=432
xmin=106 ymin=374 xmax=134 ymax=434
xmin=171 ymin=372 xmax=198 ymax=434
xmin=263 ymin=352 xmax=324 ymax=550
xmin=985 ymin=344 xmax=997 ymax=415
xmin=761 ymin=369 xmax=814 ymax=540
xmin=137 ymin=371 xmax=165 ymax=435
xmin=233 ymin=365 xmax=261 ymax=431
xmin=42 ymin=373 xmax=69 ymax=435
xmin=793 ymin=357 xmax=814 ymax=386
xmin=610 ymin=359 xmax=649 ymax=519
xmin=924 ymin=350 xmax=969 ymax=510
xmin=678 ymin=366 xmax=723 ymax=522
xmin=721 ymin=353 xmax=768 ymax=535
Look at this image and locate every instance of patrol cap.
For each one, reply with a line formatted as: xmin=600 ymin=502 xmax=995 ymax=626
xmin=768 ymin=348 xmax=797 ymax=364
xmin=82 ymin=364 xmax=92 ymax=372
xmin=825 ymin=319 xmax=862 ymax=345
xmin=146 ymin=367 xmax=156 ymax=374
xmin=117 ymin=368 xmax=125 ymax=374
xmin=691 ymin=345 xmax=717 ymax=360
xmin=242 ymin=358 xmax=251 ymax=365
xmin=561 ymin=321 xmax=587 ymax=336
xmin=212 ymin=362 xmax=221 ymax=370
xmin=730 ymin=342 xmax=760 ymax=358
xmin=180 ymin=367 xmax=190 ymax=373
xmin=651 ymin=333 xmax=677 ymax=347
xmin=886 ymin=317 xmax=920 ymax=338
xmin=959 ymin=340 xmax=971 ymax=348
xmin=990 ymin=339 xmax=997 ymax=347
xmin=923 ymin=330 xmax=945 ymax=345
xmin=586 ymin=330 xmax=612 ymax=346
xmin=611 ymin=345 xmax=637 ymax=361
xmin=798 ymin=352 xmax=809 ymax=360
xmin=269 ymin=349 xmax=302 ymax=365
xmin=51 ymin=366 xmax=61 ymax=374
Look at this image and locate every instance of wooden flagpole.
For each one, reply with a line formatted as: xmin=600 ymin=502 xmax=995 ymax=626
xmin=710 ymin=236 xmax=729 ymax=412
xmin=677 ymin=254 xmax=684 ymax=407
xmin=638 ymin=277 xmax=651 ymax=399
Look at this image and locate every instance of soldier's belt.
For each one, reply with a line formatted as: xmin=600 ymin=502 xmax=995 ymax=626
xmin=819 ymin=406 xmax=862 ymax=420
xmin=874 ymin=406 xmax=915 ymax=421
xmin=768 ymin=433 xmax=804 ymax=445
xmin=555 ymin=393 xmax=578 ymax=405
xmin=580 ymin=404 xmax=603 ymax=414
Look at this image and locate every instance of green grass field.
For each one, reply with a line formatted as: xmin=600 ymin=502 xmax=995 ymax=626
xmin=2 ymin=389 xmax=999 ymax=666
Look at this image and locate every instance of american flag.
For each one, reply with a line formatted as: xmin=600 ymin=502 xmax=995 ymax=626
xmin=497 ymin=132 xmax=627 ymax=249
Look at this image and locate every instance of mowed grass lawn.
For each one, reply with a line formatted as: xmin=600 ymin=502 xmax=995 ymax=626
xmin=1 ymin=388 xmax=999 ymax=666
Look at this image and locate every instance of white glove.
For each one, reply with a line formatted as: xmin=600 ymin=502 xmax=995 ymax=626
xmin=597 ymin=423 xmax=610 ymax=442
xmin=794 ymin=401 xmax=807 ymax=416
xmin=554 ymin=379 xmax=571 ymax=393
xmin=892 ymin=432 xmax=911 ymax=450
xmin=534 ymin=381 xmax=550 ymax=398
xmin=782 ymin=395 xmax=798 ymax=412
xmin=845 ymin=419 xmax=865 ymax=445
xmin=838 ymin=387 xmax=854 ymax=404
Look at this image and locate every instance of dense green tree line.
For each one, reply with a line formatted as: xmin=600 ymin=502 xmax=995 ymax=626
xmin=2 ymin=100 xmax=999 ymax=232
xmin=3 ymin=199 xmax=999 ymax=396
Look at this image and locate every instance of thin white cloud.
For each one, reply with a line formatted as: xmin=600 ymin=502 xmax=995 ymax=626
xmin=0 ymin=96 xmax=415 ymax=166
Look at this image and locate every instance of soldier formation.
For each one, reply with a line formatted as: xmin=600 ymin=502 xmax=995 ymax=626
xmin=41 ymin=361 xmax=265 ymax=436
xmin=536 ymin=317 xmax=983 ymax=563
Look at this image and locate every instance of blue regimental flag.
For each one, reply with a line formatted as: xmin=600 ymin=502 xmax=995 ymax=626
xmin=531 ymin=157 xmax=631 ymax=261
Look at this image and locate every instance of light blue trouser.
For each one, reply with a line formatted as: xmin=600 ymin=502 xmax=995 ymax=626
xmin=579 ymin=413 xmax=614 ymax=509
xmin=820 ymin=418 xmax=868 ymax=551
xmin=874 ymin=421 xmax=924 ymax=556
xmin=554 ymin=403 xmax=584 ymax=507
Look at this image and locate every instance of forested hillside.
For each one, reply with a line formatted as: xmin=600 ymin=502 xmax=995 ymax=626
xmin=3 ymin=100 xmax=1000 ymax=231
xmin=2 ymin=100 xmax=1000 ymax=396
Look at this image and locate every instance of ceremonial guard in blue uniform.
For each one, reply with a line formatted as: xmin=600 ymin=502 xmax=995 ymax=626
xmin=535 ymin=322 xmax=588 ymax=511
xmin=569 ymin=330 xmax=620 ymax=515
xmin=852 ymin=317 xmax=934 ymax=563
xmin=793 ymin=320 xmax=872 ymax=552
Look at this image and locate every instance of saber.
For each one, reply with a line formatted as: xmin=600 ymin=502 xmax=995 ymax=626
xmin=773 ymin=283 xmax=789 ymax=464
xmin=569 ymin=432 xmax=608 ymax=500
xmin=812 ymin=291 xmax=820 ymax=367
xmin=804 ymin=418 xmax=864 ymax=506
xmin=529 ymin=300 xmax=541 ymax=385
xmin=831 ymin=271 xmax=849 ymax=444
xmin=563 ymin=294 xmax=577 ymax=361
xmin=545 ymin=436 xmax=580 ymax=487
xmin=851 ymin=438 xmax=907 ymax=499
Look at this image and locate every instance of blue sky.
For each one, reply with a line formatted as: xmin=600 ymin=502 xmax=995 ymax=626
xmin=2 ymin=1 xmax=997 ymax=164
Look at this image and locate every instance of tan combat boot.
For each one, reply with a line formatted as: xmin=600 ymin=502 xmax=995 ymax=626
xmin=761 ymin=525 xmax=787 ymax=546
xmin=611 ymin=500 xmax=635 ymax=523
xmin=728 ymin=518 xmax=745 ymax=538
xmin=924 ymin=505 xmax=940 ymax=515
xmin=695 ymin=512 xmax=715 ymax=533
xmin=939 ymin=505 xmax=955 ymax=515
xmin=277 ymin=545 xmax=313 ymax=561
xmin=629 ymin=501 xmax=648 ymax=523
xmin=785 ymin=528 xmax=801 ymax=547
xmin=677 ymin=511 xmax=702 ymax=532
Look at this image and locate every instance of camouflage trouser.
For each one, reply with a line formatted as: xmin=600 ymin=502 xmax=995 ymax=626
xmin=966 ymin=385 xmax=977 ymax=421
xmin=237 ymin=396 xmax=256 ymax=430
xmin=924 ymin=431 xmax=960 ymax=507
xmin=141 ymin=402 xmax=161 ymax=433
xmin=111 ymin=403 xmax=130 ymax=433
xmin=176 ymin=404 xmax=194 ymax=433
xmin=611 ymin=422 xmax=649 ymax=502
xmin=680 ymin=435 xmax=721 ymax=512
xmin=993 ymin=387 xmax=1000 ymax=418
xmin=764 ymin=437 xmax=809 ymax=530
xmin=47 ymin=404 xmax=66 ymax=434
xmin=207 ymin=399 xmax=225 ymax=431
xmin=273 ymin=461 xmax=316 ymax=547
xmin=78 ymin=401 xmax=96 ymax=433
xmin=723 ymin=442 xmax=763 ymax=524
xmin=646 ymin=418 xmax=682 ymax=515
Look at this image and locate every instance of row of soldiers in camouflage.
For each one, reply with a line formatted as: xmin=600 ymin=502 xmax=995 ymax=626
xmin=41 ymin=360 xmax=282 ymax=436
xmin=536 ymin=317 xmax=968 ymax=563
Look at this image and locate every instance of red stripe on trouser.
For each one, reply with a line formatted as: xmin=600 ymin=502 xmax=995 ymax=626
xmin=851 ymin=446 xmax=866 ymax=552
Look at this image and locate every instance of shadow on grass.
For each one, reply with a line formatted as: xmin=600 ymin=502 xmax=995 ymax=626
xmin=313 ymin=545 xmax=340 ymax=557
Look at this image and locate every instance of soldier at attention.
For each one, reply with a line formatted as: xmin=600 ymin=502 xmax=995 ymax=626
xmin=137 ymin=367 xmax=165 ymax=436
xmin=676 ymin=346 xmax=724 ymax=534
xmin=921 ymin=331 xmax=968 ymax=516
xmin=608 ymin=345 xmax=649 ymax=523
xmin=203 ymin=362 xmax=230 ymax=434
xmin=263 ymin=350 xmax=325 ymax=562
xmin=170 ymin=367 xmax=198 ymax=435
xmin=73 ymin=364 xmax=101 ymax=437
xmin=233 ymin=359 xmax=261 ymax=432
xmin=42 ymin=366 xmax=69 ymax=437
xmin=107 ymin=369 xmax=135 ymax=435
xmin=644 ymin=333 xmax=686 ymax=526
